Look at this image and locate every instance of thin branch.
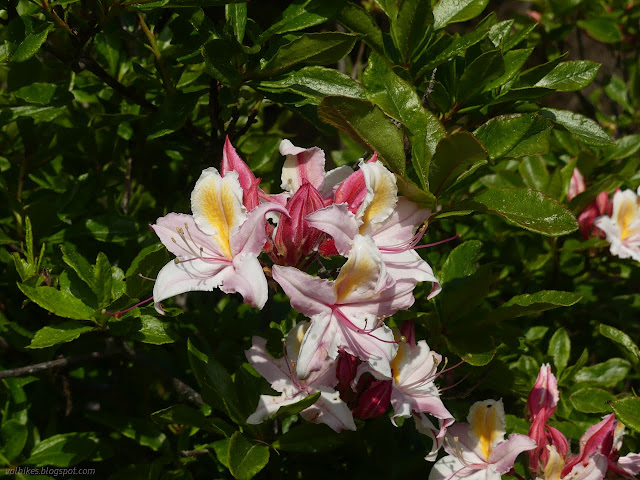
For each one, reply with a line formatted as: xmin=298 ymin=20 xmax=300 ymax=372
xmin=351 ymin=41 xmax=366 ymax=79
xmin=137 ymin=12 xmax=175 ymax=95
xmin=0 ymin=351 xmax=113 ymax=379
xmin=179 ymin=449 xmax=210 ymax=457
xmin=232 ymin=98 xmax=262 ymax=141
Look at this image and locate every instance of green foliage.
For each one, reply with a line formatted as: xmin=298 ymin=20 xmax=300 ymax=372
xmin=1 ymin=0 xmax=639 ymax=477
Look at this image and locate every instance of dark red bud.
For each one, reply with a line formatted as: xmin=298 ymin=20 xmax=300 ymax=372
xmin=352 ymin=380 xmax=392 ymax=419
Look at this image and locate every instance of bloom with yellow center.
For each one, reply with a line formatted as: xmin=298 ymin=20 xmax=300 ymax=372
xmin=594 ymin=188 xmax=640 ymax=262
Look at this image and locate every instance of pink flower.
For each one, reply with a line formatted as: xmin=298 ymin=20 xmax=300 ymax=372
xmin=352 ymin=379 xmax=392 ymax=419
xmin=151 ymin=168 xmax=286 ymax=313
xmin=568 ymin=168 xmax=586 ymax=202
xmin=429 ymin=399 xmax=536 ymax=480
xmin=594 ymin=188 xmax=640 ymax=261
xmin=245 ymin=324 xmax=355 ymax=433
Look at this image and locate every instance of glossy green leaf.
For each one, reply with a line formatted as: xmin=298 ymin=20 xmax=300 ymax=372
xmin=14 ymin=83 xmax=74 ymax=105
xmin=577 ymin=17 xmax=622 ymax=43
xmin=457 ymin=50 xmax=505 ymax=98
xmin=274 ymin=392 xmax=320 ymax=419
xmin=428 ymin=132 xmax=488 ymax=196
xmin=226 ymin=3 xmax=247 ymax=43
xmin=5 ymin=17 xmax=54 ymax=62
xmin=94 ymin=252 xmax=113 ymax=306
xmin=27 ymin=321 xmax=96 ymax=349
xmin=336 ymin=2 xmax=385 ymax=55
xmin=439 ymin=240 xmax=483 ymax=284
xmin=574 ymin=358 xmax=631 ymax=387
xmin=257 ymin=0 xmax=343 ymax=42
xmin=61 ymin=245 xmax=96 ymax=291
xmin=395 ymin=175 xmax=437 ymax=209
xmin=548 ymin=327 xmax=571 ymax=372
xmin=391 ymin=0 xmax=433 ymax=63
xmin=187 ymin=340 xmax=245 ymax=425
xmin=362 ymin=53 xmax=444 ymax=187
xmin=569 ymin=388 xmax=613 ymax=414
xmin=611 ymin=397 xmax=640 ymax=432
xmin=474 ymin=113 xmax=553 ymax=160
xmin=318 ymin=96 xmax=406 ymax=175
xmin=18 ymin=284 xmax=96 ymax=320
xmin=261 ymin=33 xmax=357 ymax=76
xmin=228 ymin=431 xmax=270 ymax=480
xmin=125 ymin=243 xmax=169 ymax=298
xmin=27 ymin=432 xmax=100 ymax=467
xmin=535 ymin=61 xmax=600 ymax=92
xmin=433 ymin=0 xmax=489 ymax=29
xmin=147 ymin=92 xmax=202 ymax=140
xmin=110 ymin=315 xmax=175 ymax=345
xmin=463 ymin=187 xmax=578 ymax=236
xmin=488 ymin=292 xmax=581 ymax=326
xmin=1 ymin=419 xmax=28 ymax=461
xmin=541 ymin=108 xmax=613 ymax=146
xmin=599 ymin=324 xmax=640 ymax=365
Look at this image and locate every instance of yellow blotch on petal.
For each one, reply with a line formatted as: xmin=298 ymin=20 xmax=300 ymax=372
xmin=334 ymin=236 xmax=382 ymax=304
xmin=616 ymin=196 xmax=637 ymax=241
xmin=191 ymin=169 xmax=245 ymax=258
xmin=391 ymin=342 xmax=409 ymax=383
xmin=468 ymin=399 xmax=506 ymax=461
xmin=359 ymin=163 xmax=398 ymax=234
xmin=543 ymin=446 xmax=565 ymax=480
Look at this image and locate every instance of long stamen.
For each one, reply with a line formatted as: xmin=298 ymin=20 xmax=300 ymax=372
xmin=333 ymin=309 xmax=401 ymax=344
xmin=281 ymin=338 xmax=301 ymax=390
xmin=105 ymin=296 xmax=154 ymax=317
xmin=138 ymin=273 xmax=156 ymax=281
xmin=438 ymin=372 xmax=471 ymax=392
xmin=412 ymin=234 xmax=460 ymax=250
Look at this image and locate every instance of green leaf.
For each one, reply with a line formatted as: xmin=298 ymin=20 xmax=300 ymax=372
xmin=463 ymin=187 xmax=578 ymax=236
xmin=202 ymin=39 xmax=242 ymax=85
xmin=518 ymin=157 xmax=549 ymax=192
xmin=226 ymin=3 xmax=247 ymax=43
xmin=606 ymin=135 xmax=640 ymax=161
xmin=535 ymin=61 xmax=600 ymax=92
xmin=82 ymin=215 xmax=141 ymax=243
xmin=395 ymin=175 xmax=437 ymax=209
xmin=147 ymin=92 xmax=202 ymax=140
xmin=428 ymin=132 xmax=488 ymax=196
xmin=439 ymin=240 xmax=483 ymax=284
xmin=187 ymin=340 xmax=245 ymax=425
xmin=18 ymin=284 xmax=96 ymax=320
xmin=474 ymin=113 xmax=553 ymax=161
xmin=457 ymin=50 xmax=505 ymax=98
xmin=257 ymin=0 xmax=343 ymax=43
xmin=391 ymin=0 xmax=433 ymax=63
xmin=362 ymin=53 xmax=444 ymax=187
xmin=318 ymin=96 xmax=406 ymax=175
xmin=86 ymin=413 xmax=166 ymax=451
xmin=488 ymin=292 xmax=581 ymax=326
xmin=273 ymin=423 xmax=348 ymax=453
xmin=548 ymin=327 xmax=571 ymax=373
xmin=1 ymin=419 xmax=28 ymax=461
xmin=611 ymin=397 xmax=640 ymax=432
xmin=125 ymin=243 xmax=169 ymax=299
xmin=228 ymin=431 xmax=270 ymax=480
xmin=273 ymin=392 xmax=320 ymax=419
xmin=540 ymin=108 xmax=613 ymax=146
xmin=61 ymin=245 xmax=96 ymax=291
xmin=433 ymin=0 xmax=489 ymax=29
xmin=577 ymin=17 xmax=622 ymax=43
xmin=258 ymin=66 xmax=366 ymax=104
xmin=151 ymin=405 xmax=234 ymax=437
xmin=14 ymin=83 xmax=74 ymax=106
xmin=5 ymin=17 xmax=54 ymax=62
xmin=574 ymin=358 xmax=631 ymax=387
xmin=27 ymin=432 xmax=100 ymax=467
xmin=27 ymin=321 xmax=96 ymax=349
xmin=569 ymin=388 xmax=613 ymax=414
xmin=94 ymin=252 xmax=113 ymax=307
xmin=261 ymin=33 xmax=357 ymax=76
xmin=599 ymin=324 xmax=640 ymax=365
xmin=483 ymin=48 xmax=534 ymax=91
xmin=336 ymin=2 xmax=385 ymax=55
xmin=110 ymin=315 xmax=175 ymax=345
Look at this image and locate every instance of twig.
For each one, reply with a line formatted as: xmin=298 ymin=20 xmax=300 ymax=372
xmin=232 ymin=98 xmax=262 ymax=141
xmin=0 ymin=351 xmax=112 ymax=379
xmin=179 ymin=449 xmax=210 ymax=457
xmin=351 ymin=41 xmax=366 ymax=79
xmin=137 ymin=12 xmax=175 ymax=94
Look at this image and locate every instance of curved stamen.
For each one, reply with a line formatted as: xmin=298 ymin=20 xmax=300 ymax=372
xmin=105 ymin=296 xmax=154 ymax=317
xmin=333 ymin=308 xmax=401 ymax=344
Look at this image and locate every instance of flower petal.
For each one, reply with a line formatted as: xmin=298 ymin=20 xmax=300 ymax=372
xmin=300 ymin=387 xmax=356 ymax=432
xmin=247 ymin=393 xmax=305 ymax=425
xmin=245 ymin=336 xmax=295 ymax=394
xmin=306 ymin=203 xmax=359 ymax=256
xmin=191 ymin=168 xmax=246 ymax=258
xmin=320 ymin=165 xmax=353 ymax=200
xmin=220 ymin=253 xmax=269 ymax=309
xmin=336 ymin=317 xmax=396 ymax=379
xmin=272 ymin=265 xmax=336 ymax=318
xmin=279 ymin=140 xmax=326 ymax=193
xmin=358 ymin=161 xmax=398 ymax=234
xmin=488 ymin=433 xmax=537 ymax=474
xmin=296 ymin=315 xmax=340 ymax=380
xmin=467 ymin=399 xmax=507 ymax=461
xmin=373 ymin=197 xmax=430 ymax=246
xmin=618 ymin=453 xmax=640 ymax=476
xmin=153 ymin=258 xmax=229 ymax=314
xmin=221 ymin=136 xmax=260 ymax=210
xmin=428 ymin=455 xmax=485 ymax=480
xmin=151 ymin=213 xmax=222 ymax=258
xmin=231 ymin=201 xmax=288 ymax=257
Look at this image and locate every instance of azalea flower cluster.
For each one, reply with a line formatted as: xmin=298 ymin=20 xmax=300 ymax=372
xmin=569 ymin=168 xmax=640 ymax=262
xmin=150 ymin=137 xmax=452 ymax=452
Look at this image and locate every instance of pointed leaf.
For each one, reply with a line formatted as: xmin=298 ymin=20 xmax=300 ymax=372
xmin=18 ymin=284 xmax=96 ymax=320
xmin=228 ymin=431 xmax=270 ymax=480
xmin=27 ymin=321 xmax=96 ymax=349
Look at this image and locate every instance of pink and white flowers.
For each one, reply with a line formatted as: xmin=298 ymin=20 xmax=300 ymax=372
xmin=594 ymin=188 xmax=640 ymax=262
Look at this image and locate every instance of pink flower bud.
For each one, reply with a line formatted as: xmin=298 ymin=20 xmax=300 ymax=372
xmin=352 ymin=379 xmax=392 ymax=419
xmin=568 ymin=168 xmax=586 ymax=201
xmin=221 ymin=136 xmax=260 ymax=211
xmin=400 ymin=320 xmax=416 ymax=348
xmin=562 ymin=414 xmax=616 ymax=477
xmin=335 ymin=350 xmax=359 ymax=399
xmin=273 ymin=182 xmax=325 ymax=266
xmin=527 ymin=364 xmax=559 ymax=422
xmin=526 ymin=9 xmax=542 ymax=22
xmin=333 ymin=152 xmax=378 ymax=213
